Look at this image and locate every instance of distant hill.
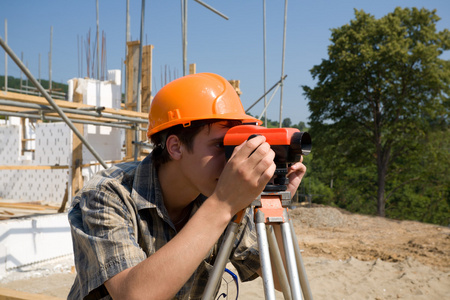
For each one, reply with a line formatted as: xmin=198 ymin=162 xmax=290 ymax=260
xmin=0 ymin=75 xmax=68 ymax=94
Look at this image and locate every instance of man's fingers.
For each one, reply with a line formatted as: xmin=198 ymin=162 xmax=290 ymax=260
xmin=230 ymin=135 xmax=267 ymax=159
xmin=227 ymin=135 xmax=276 ymax=189
xmin=286 ymin=162 xmax=307 ymax=196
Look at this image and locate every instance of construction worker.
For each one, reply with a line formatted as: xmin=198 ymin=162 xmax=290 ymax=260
xmin=68 ymin=72 xmax=307 ymax=299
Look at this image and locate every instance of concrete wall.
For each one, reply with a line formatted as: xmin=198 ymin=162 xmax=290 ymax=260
xmin=0 ymin=213 xmax=72 ymax=278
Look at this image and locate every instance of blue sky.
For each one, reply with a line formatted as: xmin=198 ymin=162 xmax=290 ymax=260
xmin=1 ymin=0 xmax=449 ymax=125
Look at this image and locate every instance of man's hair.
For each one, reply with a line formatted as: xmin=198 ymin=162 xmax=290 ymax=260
xmin=150 ymin=119 xmax=241 ymax=168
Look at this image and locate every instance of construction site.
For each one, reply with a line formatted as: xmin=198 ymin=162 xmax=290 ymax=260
xmin=1 ymin=2 xmax=450 ymax=300
xmin=0 ymin=33 xmax=151 ymax=287
xmin=1 ymin=48 xmax=449 ymax=300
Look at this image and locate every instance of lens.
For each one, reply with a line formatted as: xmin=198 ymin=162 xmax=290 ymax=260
xmin=290 ymin=132 xmax=312 ymax=156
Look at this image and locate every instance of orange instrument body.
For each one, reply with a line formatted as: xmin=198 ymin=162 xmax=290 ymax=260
xmin=223 ymin=125 xmax=311 ymax=164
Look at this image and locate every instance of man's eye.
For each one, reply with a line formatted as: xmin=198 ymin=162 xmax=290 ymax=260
xmin=215 ymin=142 xmax=224 ymax=148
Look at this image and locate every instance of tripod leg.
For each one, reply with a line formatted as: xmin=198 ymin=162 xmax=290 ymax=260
xmin=267 ymin=225 xmax=292 ymax=300
xmin=280 ymin=211 xmax=303 ymax=300
xmin=255 ymin=211 xmax=276 ymax=300
xmin=289 ymin=220 xmax=314 ymax=300
xmin=202 ymin=221 xmax=240 ymax=300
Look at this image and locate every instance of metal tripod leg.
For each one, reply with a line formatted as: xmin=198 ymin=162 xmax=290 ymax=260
xmin=267 ymin=225 xmax=292 ymax=300
xmin=202 ymin=196 xmax=314 ymax=300
xmin=256 ymin=210 xmax=276 ymax=300
xmin=280 ymin=211 xmax=303 ymax=300
xmin=202 ymin=219 xmax=241 ymax=300
xmin=289 ymin=219 xmax=313 ymax=300
xmin=254 ymin=193 xmax=304 ymax=300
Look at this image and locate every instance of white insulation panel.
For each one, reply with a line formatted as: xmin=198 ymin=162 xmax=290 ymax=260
xmin=35 ymin=123 xmax=72 ymax=166
xmin=0 ymin=169 xmax=69 ymax=203
xmin=0 ymin=125 xmax=20 ymax=165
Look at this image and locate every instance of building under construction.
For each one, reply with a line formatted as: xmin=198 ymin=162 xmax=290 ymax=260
xmin=0 ymin=39 xmax=155 ymax=282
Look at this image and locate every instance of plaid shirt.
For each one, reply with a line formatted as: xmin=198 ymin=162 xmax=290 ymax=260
xmin=68 ymin=154 xmax=260 ymax=300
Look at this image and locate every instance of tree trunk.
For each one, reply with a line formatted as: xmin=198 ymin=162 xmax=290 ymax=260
xmin=377 ymin=166 xmax=387 ymax=217
xmin=373 ymin=94 xmax=388 ymax=217
xmin=376 ymin=144 xmax=390 ymax=217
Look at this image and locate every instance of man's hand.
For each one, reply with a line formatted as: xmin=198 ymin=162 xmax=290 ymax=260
xmin=212 ymin=135 xmax=276 ymax=216
xmin=286 ymin=157 xmax=307 ymax=199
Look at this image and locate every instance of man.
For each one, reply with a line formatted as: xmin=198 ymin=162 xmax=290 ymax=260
xmin=68 ymin=73 xmax=306 ymax=299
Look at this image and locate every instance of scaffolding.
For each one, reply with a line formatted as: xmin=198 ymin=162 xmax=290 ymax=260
xmin=0 ymin=36 xmax=151 ymax=215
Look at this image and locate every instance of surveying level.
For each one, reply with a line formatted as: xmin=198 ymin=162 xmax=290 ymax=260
xmin=223 ymin=125 xmax=311 ymax=165
xmin=202 ymin=125 xmax=313 ymax=300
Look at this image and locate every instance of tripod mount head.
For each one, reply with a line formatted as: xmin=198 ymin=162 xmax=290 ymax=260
xmin=223 ymin=125 xmax=312 ymax=192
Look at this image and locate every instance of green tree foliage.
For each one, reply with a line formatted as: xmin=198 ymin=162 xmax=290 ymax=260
xmin=1 ymin=75 xmax=68 ymax=94
xmin=259 ymin=116 xmax=307 ymax=131
xmin=282 ymin=117 xmax=292 ymax=127
xmin=302 ymin=7 xmax=449 ymax=222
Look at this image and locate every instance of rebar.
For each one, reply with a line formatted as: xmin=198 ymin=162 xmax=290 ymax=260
xmin=279 ymin=0 xmax=288 ymax=127
xmin=0 ymin=37 xmax=108 ymax=169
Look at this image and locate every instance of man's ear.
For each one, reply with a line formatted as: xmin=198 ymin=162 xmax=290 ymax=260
xmin=166 ymin=135 xmax=183 ymax=160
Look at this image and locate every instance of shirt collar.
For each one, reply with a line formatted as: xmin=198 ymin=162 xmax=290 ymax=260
xmin=131 ymin=154 xmax=161 ymax=211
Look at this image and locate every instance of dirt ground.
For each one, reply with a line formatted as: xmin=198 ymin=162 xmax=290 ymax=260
xmin=290 ymin=203 xmax=450 ymax=271
xmin=1 ymin=204 xmax=449 ymax=299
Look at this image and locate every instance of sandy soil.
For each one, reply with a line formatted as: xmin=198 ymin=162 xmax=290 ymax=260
xmin=1 ymin=204 xmax=449 ymax=299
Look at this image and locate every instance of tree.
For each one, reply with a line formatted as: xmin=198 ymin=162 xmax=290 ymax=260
xmin=296 ymin=121 xmax=306 ymax=131
xmin=303 ymin=7 xmax=450 ymax=217
xmin=282 ymin=117 xmax=292 ymax=127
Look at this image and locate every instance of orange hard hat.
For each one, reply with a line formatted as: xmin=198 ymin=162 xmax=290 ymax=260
xmin=147 ymin=72 xmax=262 ymax=138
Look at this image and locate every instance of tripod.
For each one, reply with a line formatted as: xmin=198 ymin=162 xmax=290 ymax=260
xmin=202 ymin=190 xmax=313 ymax=300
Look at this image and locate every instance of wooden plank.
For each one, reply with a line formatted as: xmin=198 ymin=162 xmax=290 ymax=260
xmin=0 ymin=105 xmax=30 ymax=113
xmin=141 ymin=44 xmax=153 ymax=115
xmin=0 ymin=202 xmax=59 ymax=211
xmin=0 ymin=287 xmax=64 ymax=300
xmin=0 ymin=91 xmax=148 ymax=119
xmin=0 ymin=165 xmax=69 ymax=170
xmin=125 ymin=41 xmax=140 ymax=160
xmin=80 ymin=159 xmax=130 ymax=168
xmin=0 ymin=106 xmax=130 ymax=125
xmin=140 ymin=44 xmax=153 ymax=143
xmin=189 ymin=63 xmax=196 ymax=75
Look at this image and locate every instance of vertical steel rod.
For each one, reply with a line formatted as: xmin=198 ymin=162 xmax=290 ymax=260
xmin=39 ymin=53 xmax=41 ymax=90
xmin=137 ymin=0 xmax=145 ymax=114
xmin=263 ymin=0 xmax=267 ymax=126
xmin=0 ymin=37 xmax=108 ymax=169
xmin=135 ymin=0 xmax=146 ymax=161
xmin=124 ymin=0 xmax=130 ymax=103
xmin=96 ymin=0 xmax=100 ymax=80
xmin=279 ymin=0 xmax=288 ymax=127
xmin=4 ymin=19 xmax=7 ymax=93
xmin=181 ymin=0 xmax=188 ymax=76
xmin=49 ymin=26 xmax=53 ymax=91
xmin=20 ymin=52 xmax=23 ymax=90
